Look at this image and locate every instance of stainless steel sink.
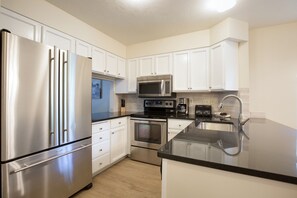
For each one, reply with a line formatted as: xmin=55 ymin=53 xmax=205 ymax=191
xmin=196 ymin=122 xmax=236 ymax=132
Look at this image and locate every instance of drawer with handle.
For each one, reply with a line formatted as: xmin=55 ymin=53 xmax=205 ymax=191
xmin=92 ymin=121 xmax=110 ymax=134
xmin=92 ymin=131 xmax=110 ymax=145
xmin=92 ymin=153 xmax=110 ymax=174
xmin=168 ymin=119 xmax=193 ymax=130
xmin=110 ymin=117 xmax=127 ymax=128
xmin=92 ymin=141 xmax=110 ymax=159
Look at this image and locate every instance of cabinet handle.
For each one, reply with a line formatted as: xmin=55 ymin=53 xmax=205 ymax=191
xmin=112 ymin=132 xmax=114 ymax=134
xmin=104 ymin=70 xmax=106 ymax=72
xmin=99 ymin=163 xmax=102 ymax=166
xmin=107 ymin=70 xmax=109 ymax=73
xmin=118 ymin=122 xmax=121 ymax=124
xmin=118 ymin=73 xmax=120 ymax=75
xmin=99 ymin=137 xmax=102 ymax=139
xmin=99 ymin=149 xmax=103 ymax=152
xmin=179 ymin=124 xmax=181 ymax=127
xmin=99 ymin=128 xmax=102 ymax=130
xmin=151 ymin=73 xmax=153 ymax=75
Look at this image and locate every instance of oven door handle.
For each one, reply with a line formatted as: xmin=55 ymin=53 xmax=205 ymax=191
xmin=130 ymin=117 xmax=167 ymax=122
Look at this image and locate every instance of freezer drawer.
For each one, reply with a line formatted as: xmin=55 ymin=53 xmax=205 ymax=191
xmin=1 ymin=139 xmax=92 ymax=198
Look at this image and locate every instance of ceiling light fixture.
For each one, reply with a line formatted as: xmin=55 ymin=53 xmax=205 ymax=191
xmin=206 ymin=0 xmax=237 ymax=13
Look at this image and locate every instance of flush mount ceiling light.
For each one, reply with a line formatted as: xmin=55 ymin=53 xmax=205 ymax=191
xmin=124 ymin=0 xmax=151 ymax=5
xmin=206 ymin=0 xmax=237 ymax=13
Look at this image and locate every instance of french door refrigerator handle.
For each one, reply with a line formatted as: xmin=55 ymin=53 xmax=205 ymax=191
xmin=62 ymin=51 xmax=68 ymax=143
xmin=11 ymin=144 xmax=92 ymax=174
xmin=49 ymin=48 xmax=55 ymax=146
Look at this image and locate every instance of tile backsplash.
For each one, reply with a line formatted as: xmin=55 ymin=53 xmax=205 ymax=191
xmin=119 ymin=88 xmax=249 ymax=119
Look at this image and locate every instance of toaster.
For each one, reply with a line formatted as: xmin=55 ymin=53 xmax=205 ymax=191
xmin=195 ymin=105 xmax=212 ymax=117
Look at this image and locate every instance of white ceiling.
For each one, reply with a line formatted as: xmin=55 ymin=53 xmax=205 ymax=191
xmin=46 ymin=0 xmax=297 ymax=45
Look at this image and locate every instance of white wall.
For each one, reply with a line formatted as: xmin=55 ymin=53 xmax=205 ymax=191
xmin=249 ymin=22 xmax=297 ymax=129
xmin=1 ymin=0 xmax=126 ymax=58
xmin=126 ymin=29 xmax=210 ymax=58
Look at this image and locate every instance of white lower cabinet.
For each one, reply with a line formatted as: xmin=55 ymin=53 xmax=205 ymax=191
xmin=92 ymin=117 xmax=128 ymax=176
xmin=110 ymin=117 xmax=128 ymax=163
xmin=92 ymin=153 xmax=110 ymax=174
xmin=92 ymin=141 xmax=110 ymax=159
xmin=92 ymin=121 xmax=111 ymax=175
xmin=168 ymin=119 xmax=194 ymax=141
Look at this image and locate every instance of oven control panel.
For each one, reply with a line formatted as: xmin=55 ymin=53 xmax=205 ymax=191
xmin=144 ymin=100 xmax=176 ymax=108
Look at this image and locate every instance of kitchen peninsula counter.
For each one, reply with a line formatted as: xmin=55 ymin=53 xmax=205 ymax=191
xmin=158 ymin=118 xmax=297 ymax=184
xmin=158 ymin=118 xmax=297 ymax=198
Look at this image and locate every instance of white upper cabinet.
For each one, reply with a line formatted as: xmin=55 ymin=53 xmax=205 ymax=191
xmin=0 ymin=8 xmax=41 ymax=42
xmin=127 ymin=59 xmax=139 ymax=93
xmin=106 ymin=52 xmax=118 ymax=76
xmin=173 ymin=51 xmax=189 ymax=91
xmin=76 ymin=39 xmax=92 ymax=57
xmin=210 ymin=40 xmax=239 ymax=91
xmin=173 ymin=48 xmax=209 ymax=92
xmin=155 ymin=53 xmax=172 ymax=75
xmin=41 ymin=26 xmax=75 ymax=52
xmin=189 ymin=48 xmax=209 ymax=91
xmin=92 ymin=48 xmax=125 ymax=79
xmin=139 ymin=56 xmax=155 ymax=76
xmin=92 ymin=46 xmax=106 ymax=73
xmin=138 ymin=54 xmax=172 ymax=76
xmin=115 ymin=58 xmax=139 ymax=94
xmin=117 ymin=57 xmax=126 ymax=79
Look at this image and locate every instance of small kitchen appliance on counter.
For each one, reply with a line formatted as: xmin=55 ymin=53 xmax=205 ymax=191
xmin=176 ymin=98 xmax=189 ymax=115
xmin=195 ymin=105 xmax=212 ymax=117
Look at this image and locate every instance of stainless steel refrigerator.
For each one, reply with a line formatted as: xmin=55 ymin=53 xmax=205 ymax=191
xmin=0 ymin=30 xmax=92 ymax=198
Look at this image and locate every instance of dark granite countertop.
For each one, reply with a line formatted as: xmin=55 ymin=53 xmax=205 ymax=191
xmin=92 ymin=111 xmax=135 ymax=122
xmin=158 ymin=118 xmax=297 ymax=184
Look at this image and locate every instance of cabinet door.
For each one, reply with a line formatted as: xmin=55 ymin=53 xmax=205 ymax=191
xmin=106 ymin=52 xmax=118 ymax=76
xmin=210 ymin=43 xmax=224 ymax=90
xmin=0 ymin=8 xmax=41 ymax=42
xmin=189 ymin=48 xmax=209 ymax=91
xmin=110 ymin=126 xmax=127 ymax=163
xmin=168 ymin=129 xmax=181 ymax=141
xmin=76 ymin=39 xmax=92 ymax=57
xmin=127 ymin=59 xmax=139 ymax=93
xmin=155 ymin=53 xmax=172 ymax=75
xmin=92 ymin=47 xmax=106 ymax=73
xmin=173 ymin=51 xmax=189 ymax=91
xmin=117 ymin=57 xmax=126 ymax=79
xmin=168 ymin=119 xmax=193 ymax=130
xmin=41 ymin=26 xmax=75 ymax=52
xmin=139 ymin=56 xmax=154 ymax=76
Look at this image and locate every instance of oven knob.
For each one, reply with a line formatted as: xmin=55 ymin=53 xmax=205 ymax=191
xmin=165 ymin=102 xmax=168 ymax=106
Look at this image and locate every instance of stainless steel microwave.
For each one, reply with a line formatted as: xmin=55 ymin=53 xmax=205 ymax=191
xmin=137 ymin=75 xmax=176 ymax=98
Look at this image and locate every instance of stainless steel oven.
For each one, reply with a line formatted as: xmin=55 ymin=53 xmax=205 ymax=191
xmin=130 ymin=117 xmax=167 ymax=165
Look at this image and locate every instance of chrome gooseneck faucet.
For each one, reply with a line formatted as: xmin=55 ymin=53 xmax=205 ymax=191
xmin=218 ymin=94 xmax=249 ymax=132
xmin=217 ymin=94 xmax=250 ymax=156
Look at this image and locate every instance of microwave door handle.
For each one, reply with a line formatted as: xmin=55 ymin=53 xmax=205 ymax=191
xmin=161 ymin=80 xmax=165 ymax=96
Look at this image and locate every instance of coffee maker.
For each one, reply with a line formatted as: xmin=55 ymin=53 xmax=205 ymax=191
xmin=176 ymin=98 xmax=189 ymax=115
